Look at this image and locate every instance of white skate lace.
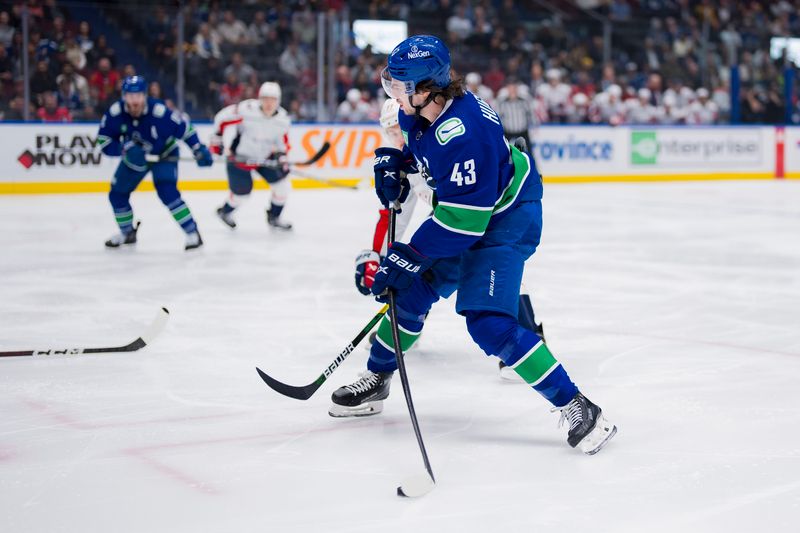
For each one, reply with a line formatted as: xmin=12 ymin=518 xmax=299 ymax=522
xmin=345 ymin=371 xmax=380 ymax=395
xmin=552 ymin=399 xmax=582 ymax=431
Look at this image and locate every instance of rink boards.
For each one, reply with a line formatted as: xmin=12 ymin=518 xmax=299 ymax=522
xmin=0 ymin=123 xmax=798 ymax=194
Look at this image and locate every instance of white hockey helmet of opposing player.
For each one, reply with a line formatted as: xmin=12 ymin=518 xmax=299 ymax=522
xmin=259 ymin=81 xmax=281 ymax=102
xmin=379 ymin=98 xmax=401 ymax=130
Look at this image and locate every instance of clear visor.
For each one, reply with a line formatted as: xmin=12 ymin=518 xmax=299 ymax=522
xmin=381 ymin=67 xmax=415 ymax=100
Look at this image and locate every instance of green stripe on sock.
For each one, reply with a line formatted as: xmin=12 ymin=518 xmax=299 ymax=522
xmin=115 ymin=213 xmax=133 ymax=224
xmin=512 ymin=342 xmax=559 ymax=385
xmin=171 ymin=206 xmax=191 ymax=222
xmin=375 ymin=316 xmax=420 ymax=352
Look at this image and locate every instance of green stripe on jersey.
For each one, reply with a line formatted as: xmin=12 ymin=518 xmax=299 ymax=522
xmin=432 ymin=202 xmax=493 ymax=236
xmin=512 ymin=341 xmax=559 ymax=386
xmin=494 ymin=145 xmax=531 ymax=214
xmin=375 ymin=315 xmax=421 ymax=352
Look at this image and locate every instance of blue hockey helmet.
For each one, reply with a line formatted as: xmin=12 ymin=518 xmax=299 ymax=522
xmin=122 ymin=75 xmax=147 ymax=94
xmin=381 ymin=35 xmax=451 ymax=99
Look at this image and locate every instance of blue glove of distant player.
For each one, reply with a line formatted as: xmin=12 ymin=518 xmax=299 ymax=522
xmin=122 ymin=142 xmax=147 ymax=170
xmin=371 ymin=242 xmax=432 ymax=297
xmin=193 ymin=144 xmax=214 ymax=167
xmin=373 ymin=147 xmax=414 ymax=208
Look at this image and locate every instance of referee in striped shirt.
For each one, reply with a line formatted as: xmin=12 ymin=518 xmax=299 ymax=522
xmin=495 ymin=79 xmax=535 ymax=149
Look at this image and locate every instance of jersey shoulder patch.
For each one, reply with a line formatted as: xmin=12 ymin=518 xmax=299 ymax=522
xmin=109 ymin=102 xmax=121 ymax=116
xmin=152 ymin=103 xmax=167 ymax=118
xmin=435 ymin=117 xmax=466 ymax=146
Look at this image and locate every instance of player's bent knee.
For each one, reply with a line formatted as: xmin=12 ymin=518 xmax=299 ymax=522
xmin=464 ymin=310 xmax=519 ymax=357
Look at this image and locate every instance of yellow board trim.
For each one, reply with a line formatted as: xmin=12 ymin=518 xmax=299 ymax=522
xmin=0 ymin=172 xmax=797 ymax=194
xmin=542 ymin=172 xmax=783 ymax=184
xmin=0 ymin=177 xmax=363 ymax=195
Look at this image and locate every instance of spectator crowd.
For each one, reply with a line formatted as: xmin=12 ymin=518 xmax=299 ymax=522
xmin=1 ymin=0 xmax=798 ymax=127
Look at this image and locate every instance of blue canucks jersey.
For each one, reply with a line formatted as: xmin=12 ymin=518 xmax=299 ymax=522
xmin=97 ymin=97 xmax=202 ymax=160
xmin=398 ymin=91 xmax=542 ymax=259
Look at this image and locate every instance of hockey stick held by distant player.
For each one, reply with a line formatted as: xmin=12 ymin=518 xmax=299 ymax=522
xmin=0 ymin=307 xmax=170 ymax=358
xmin=148 ymin=141 xmax=331 ymax=167
xmin=255 ymin=304 xmax=389 ymax=400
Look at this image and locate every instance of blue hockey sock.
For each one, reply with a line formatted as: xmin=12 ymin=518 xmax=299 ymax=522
xmin=466 ymin=310 xmax=577 ymax=407
xmin=367 ymin=306 xmax=425 ymax=373
xmin=109 ymin=191 xmax=134 ymax=233
xmin=507 ymin=330 xmax=577 ymax=407
xmin=167 ymin=198 xmax=198 ymax=233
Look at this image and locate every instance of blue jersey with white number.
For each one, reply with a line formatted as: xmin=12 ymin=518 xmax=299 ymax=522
xmin=399 ymin=91 xmax=542 ymax=259
xmin=97 ymin=97 xmax=202 ymax=159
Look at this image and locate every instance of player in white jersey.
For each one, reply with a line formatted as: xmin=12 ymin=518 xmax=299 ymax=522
xmin=211 ymin=81 xmax=293 ymax=230
xmin=591 ymin=84 xmax=626 ymax=125
xmin=625 ymin=88 xmax=659 ymax=124
xmin=535 ymin=69 xmax=571 ymax=123
xmin=687 ymin=88 xmax=719 ymax=124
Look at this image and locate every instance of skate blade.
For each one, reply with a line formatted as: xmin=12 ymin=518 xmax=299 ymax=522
xmin=579 ymin=414 xmax=617 ymax=455
xmin=328 ymin=400 xmax=384 ymax=418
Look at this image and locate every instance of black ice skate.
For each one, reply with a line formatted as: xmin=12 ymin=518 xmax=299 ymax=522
xmin=329 ymin=370 xmax=392 ymax=417
xmin=554 ymin=392 xmax=617 ymax=455
xmin=184 ymin=231 xmax=203 ymax=251
xmin=499 ymin=322 xmax=546 ymax=381
xmin=216 ymin=206 xmax=236 ymax=229
xmin=266 ymin=207 xmax=292 ymax=230
xmin=105 ymin=221 xmax=140 ymax=248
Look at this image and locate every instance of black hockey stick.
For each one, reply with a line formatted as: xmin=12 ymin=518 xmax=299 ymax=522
xmin=255 ymin=303 xmax=389 ymax=400
xmin=150 ymin=141 xmax=331 ymax=167
xmin=386 ymin=206 xmax=436 ymax=498
xmin=0 ymin=307 xmax=170 ymax=358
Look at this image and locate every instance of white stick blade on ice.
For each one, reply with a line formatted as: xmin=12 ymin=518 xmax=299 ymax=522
xmin=396 ymin=474 xmax=435 ymax=498
xmin=140 ymin=307 xmax=170 ymax=345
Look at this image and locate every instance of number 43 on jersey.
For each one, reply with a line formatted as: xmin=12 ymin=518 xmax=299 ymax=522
xmin=450 ymin=159 xmax=476 ymax=186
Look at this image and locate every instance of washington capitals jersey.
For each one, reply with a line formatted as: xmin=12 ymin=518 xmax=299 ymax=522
xmin=399 ymin=91 xmax=542 ymax=259
xmin=97 ymin=98 xmax=202 ymax=159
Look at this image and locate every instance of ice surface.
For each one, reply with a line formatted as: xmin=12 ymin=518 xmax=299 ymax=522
xmin=1 ymin=181 xmax=799 ymax=533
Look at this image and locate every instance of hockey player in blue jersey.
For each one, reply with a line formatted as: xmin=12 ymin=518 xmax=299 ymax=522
xmin=97 ymin=75 xmax=213 ymax=250
xmin=329 ymin=36 xmax=617 ymax=455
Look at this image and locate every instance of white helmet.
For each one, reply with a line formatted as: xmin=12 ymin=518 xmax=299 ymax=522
xmin=465 ymin=72 xmax=482 ymax=86
xmin=380 ymin=98 xmax=400 ymax=130
xmin=259 ymin=81 xmax=281 ymax=102
xmin=346 ymin=88 xmax=361 ymax=103
xmin=572 ymin=92 xmax=588 ymax=106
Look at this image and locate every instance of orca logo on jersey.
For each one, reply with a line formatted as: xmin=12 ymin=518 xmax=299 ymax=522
xmin=435 ymin=118 xmax=466 ymax=146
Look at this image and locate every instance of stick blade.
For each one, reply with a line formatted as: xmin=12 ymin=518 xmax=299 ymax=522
xmin=397 ymin=474 xmax=435 ymax=498
xmin=140 ymin=307 xmax=170 ymax=345
xmin=255 ymin=367 xmax=318 ymax=400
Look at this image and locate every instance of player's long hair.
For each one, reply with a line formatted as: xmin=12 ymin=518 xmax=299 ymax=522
xmin=416 ymin=70 xmax=466 ymax=103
